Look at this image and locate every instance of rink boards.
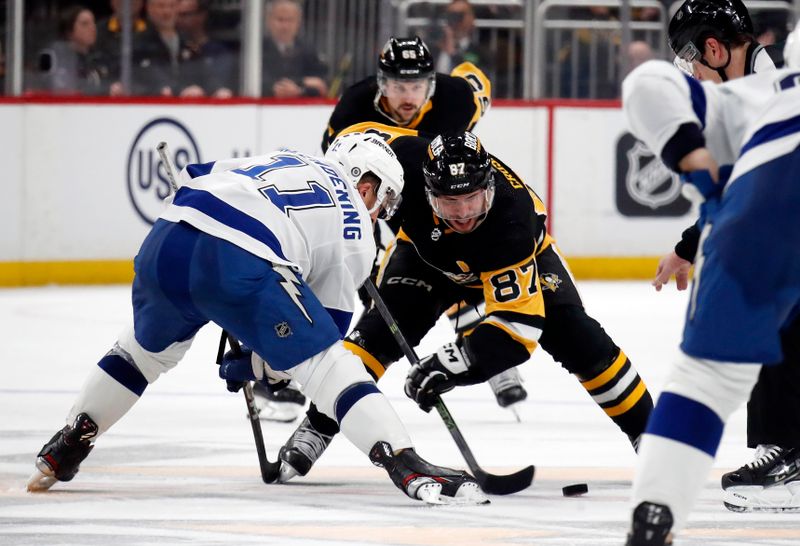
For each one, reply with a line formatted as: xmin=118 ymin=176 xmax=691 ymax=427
xmin=0 ymin=98 xmax=696 ymax=286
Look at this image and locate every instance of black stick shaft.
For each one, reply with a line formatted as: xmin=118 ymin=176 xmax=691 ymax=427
xmin=218 ymin=331 xmax=280 ymax=483
xmin=363 ymin=279 xmax=534 ymax=495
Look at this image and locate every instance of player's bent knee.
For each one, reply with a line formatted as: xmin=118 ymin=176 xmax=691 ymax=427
xmin=664 ymin=353 xmax=762 ymax=420
xmin=116 ymin=324 xmax=192 ymax=383
xmin=291 ymin=342 xmax=412 ymax=454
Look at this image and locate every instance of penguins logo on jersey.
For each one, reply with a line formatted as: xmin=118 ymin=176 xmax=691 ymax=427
xmin=615 ymin=133 xmax=691 ymax=217
xmin=540 ymin=273 xmax=562 ymax=292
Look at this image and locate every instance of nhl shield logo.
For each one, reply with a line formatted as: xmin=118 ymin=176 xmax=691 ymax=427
xmin=625 ymin=141 xmax=682 ymax=209
xmin=431 ymin=227 xmax=442 ymax=241
xmin=615 ymin=133 xmax=691 ymax=217
xmin=275 ymin=321 xmax=292 ymax=338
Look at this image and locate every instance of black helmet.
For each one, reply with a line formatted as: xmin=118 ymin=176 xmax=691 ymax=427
xmin=423 ymin=132 xmax=492 ymax=196
xmin=377 ymin=36 xmax=435 ymax=81
xmin=668 ymin=0 xmax=753 ymax=56
xmin=423 ymin=132 xmax=495 ymax=232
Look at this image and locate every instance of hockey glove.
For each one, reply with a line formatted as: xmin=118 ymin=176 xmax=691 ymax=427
xmin=405 ymin=342 xmax=475 ymax=412
xmin=218 ymin=347 xmax=288 ymax=393
xmin=681 ymin=165 xmax=732 ymax=226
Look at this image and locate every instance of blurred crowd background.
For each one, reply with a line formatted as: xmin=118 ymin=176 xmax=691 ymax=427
xmin=0 ymin=0 xmax=797 ymax=100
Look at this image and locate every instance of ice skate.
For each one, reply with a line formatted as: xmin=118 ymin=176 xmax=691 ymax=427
xmin=368 ymin=441 xmax=489 ymax=505
xmin=625 ymin=501 xmax=673 ymax=545
xmin=724 ymin=479 xmax=800 ymax=513
xmin=252 ymin=381 xmax=306 ymax=423
xmin=27 ymin=413 xmax=98 ymax=492
xmin=277 ymin=416 xmax=333 ymax=482
xmin=721 ymin=445 xmax=800 ymax=512
xmin=488 ymin=367 xmax=527 ymax=421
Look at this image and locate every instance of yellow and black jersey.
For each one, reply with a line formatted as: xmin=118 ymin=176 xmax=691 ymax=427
xmin=322 ymin=62 xmax=491 ymax=152
xmin=343 ymin=122 xmax=549 ymax=373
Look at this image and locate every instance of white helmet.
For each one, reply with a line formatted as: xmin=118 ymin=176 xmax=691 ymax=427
xmin=785 ymin=24 xmax=800 ymax=69
xmin=325 ymin=132 xmax=405 ymax=220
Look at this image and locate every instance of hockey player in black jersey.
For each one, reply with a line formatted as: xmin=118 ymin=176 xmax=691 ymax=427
xmin=653 ymin=0 xmax=800 ymax=515
xmin=321 ymin=36 xmax=490 ymax=152
xmin=275 ymin=125 xmax=654 ymax=483
xmin=258 ymin=35 xmax=512 ymax=422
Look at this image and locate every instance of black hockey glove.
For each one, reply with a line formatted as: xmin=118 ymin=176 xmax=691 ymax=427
xmin=405 ymin=342 xmax=477 ymax=412
xmin=218 ymin=347 xmax=289 ymax=393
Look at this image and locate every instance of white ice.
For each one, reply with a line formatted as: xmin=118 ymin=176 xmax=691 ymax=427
xmin=1 ymin=282 xmax=798 ymax=545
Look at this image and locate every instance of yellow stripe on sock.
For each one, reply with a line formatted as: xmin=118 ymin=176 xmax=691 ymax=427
xmin=603 ymin=380 xmax=647 ymax=417
xmin=580 ymin=351 xmax=627 ymax=391
xmin=343 ymin=341 xmax=385 ymax=380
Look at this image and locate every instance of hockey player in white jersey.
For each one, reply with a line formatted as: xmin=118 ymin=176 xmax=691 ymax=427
xmin=26 ymin=132 xmax=487 ymax=505
xmin=622 ymin=30 xmax=800 ymax=544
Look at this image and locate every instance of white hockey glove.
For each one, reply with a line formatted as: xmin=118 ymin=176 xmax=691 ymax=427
xmin=405 ymin=342 xmax=476 ymax=412
xmin=218 ymin=347 xmax=288 ymax=393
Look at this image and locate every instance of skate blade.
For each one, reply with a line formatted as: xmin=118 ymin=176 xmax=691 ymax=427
xmin=276 ymin=462 xmax=300 ymax=484
xmin=723 ymin=487 xmax=800 ymax=513
xmin=415 ymin=482 xmax=445 ymax=504
xmin=450 ymin=481 xmax=490 ymax=505
xmin=506 ymin=403 xmax=523 ymax=423
xmin=26 ymin=469 xmax=57 ymax=492
xmin=256 ymin=401 xmax=303 ymax=423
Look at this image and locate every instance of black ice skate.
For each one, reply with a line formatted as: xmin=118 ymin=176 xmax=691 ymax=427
xmin=277 ymin=416 xmax=333 ymax=483
xmin=488 ymin=367 xmax=527 ymax=421
xmin=625 ymin=501 xmax=674 ymax=546
xmin=252 ymin=381 xmax=306 ymax=423
xmin=722 ymin=445 xmax=800 ymax=512
xmin=27 ymin=413 xmax=98 ymax=492
xmin=369 ymin=441 xmax=489 ymax=505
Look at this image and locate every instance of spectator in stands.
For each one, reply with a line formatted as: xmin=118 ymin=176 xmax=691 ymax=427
xmin=33 ymin=5 xmax=112 ymax=95
xmin=176 ymin=0 xmax=235 ymax=97
xmin=431 ymin=0 xmax=490 ymax=74
xmin=262 ymin=0 xmax=328 ymax=98
xmin=96 ymin=0 xmax=148 ymax=48
xmin=128 ymin=0 xmax=196 ymax=96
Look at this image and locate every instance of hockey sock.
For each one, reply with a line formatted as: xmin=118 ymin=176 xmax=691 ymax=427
xmin=579 ymin=350 xmax=653 ymax=440
xmin=68 ymin=353 xmax=145 ymax=435
xmin=632 ymin=393 xmax=721 ymax=534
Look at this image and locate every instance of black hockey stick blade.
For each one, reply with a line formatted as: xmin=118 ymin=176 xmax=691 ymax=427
xmin=474 ymin=465 xmax=535 ymax=495
xmin=218 ymin=331 xmax=282 ymax=484
xmin=434 ymin=398 xmax=534 ymax=495
xmin=363 ymin=279 xmax=535 ymax=495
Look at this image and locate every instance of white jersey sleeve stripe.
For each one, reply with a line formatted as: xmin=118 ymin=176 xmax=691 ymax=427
xmin=740 ymin=112 xmax=800 ymax=156
xmin=171 ymin=187 xmax=289 ymax=261
xmin=682 ymin=73 xmax=707 ymax=129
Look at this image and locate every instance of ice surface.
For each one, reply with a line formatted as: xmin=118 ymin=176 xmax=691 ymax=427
xmin=1 ymin=282 xmax=798 ymax=545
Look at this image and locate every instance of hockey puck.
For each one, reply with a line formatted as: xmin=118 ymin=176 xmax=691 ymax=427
xmin=562 ymin=483 xmax=589 ymax=497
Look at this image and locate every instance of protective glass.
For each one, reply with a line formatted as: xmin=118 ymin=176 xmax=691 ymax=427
xmin=673 ymin=42 xmax=702 ymax=77
xmin=425 ymin=186 xmax=495 ymax=221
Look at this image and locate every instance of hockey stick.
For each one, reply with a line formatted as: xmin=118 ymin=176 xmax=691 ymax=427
xmin=217 ymin=331 xmax=282 ymax=484
xmin=156 ymin=143 xmax=280 ymax=483
xmin=363 ymin=279 xmax=535 ymax=495
xmin=156 ymin=141 xmax=180 ymax=193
